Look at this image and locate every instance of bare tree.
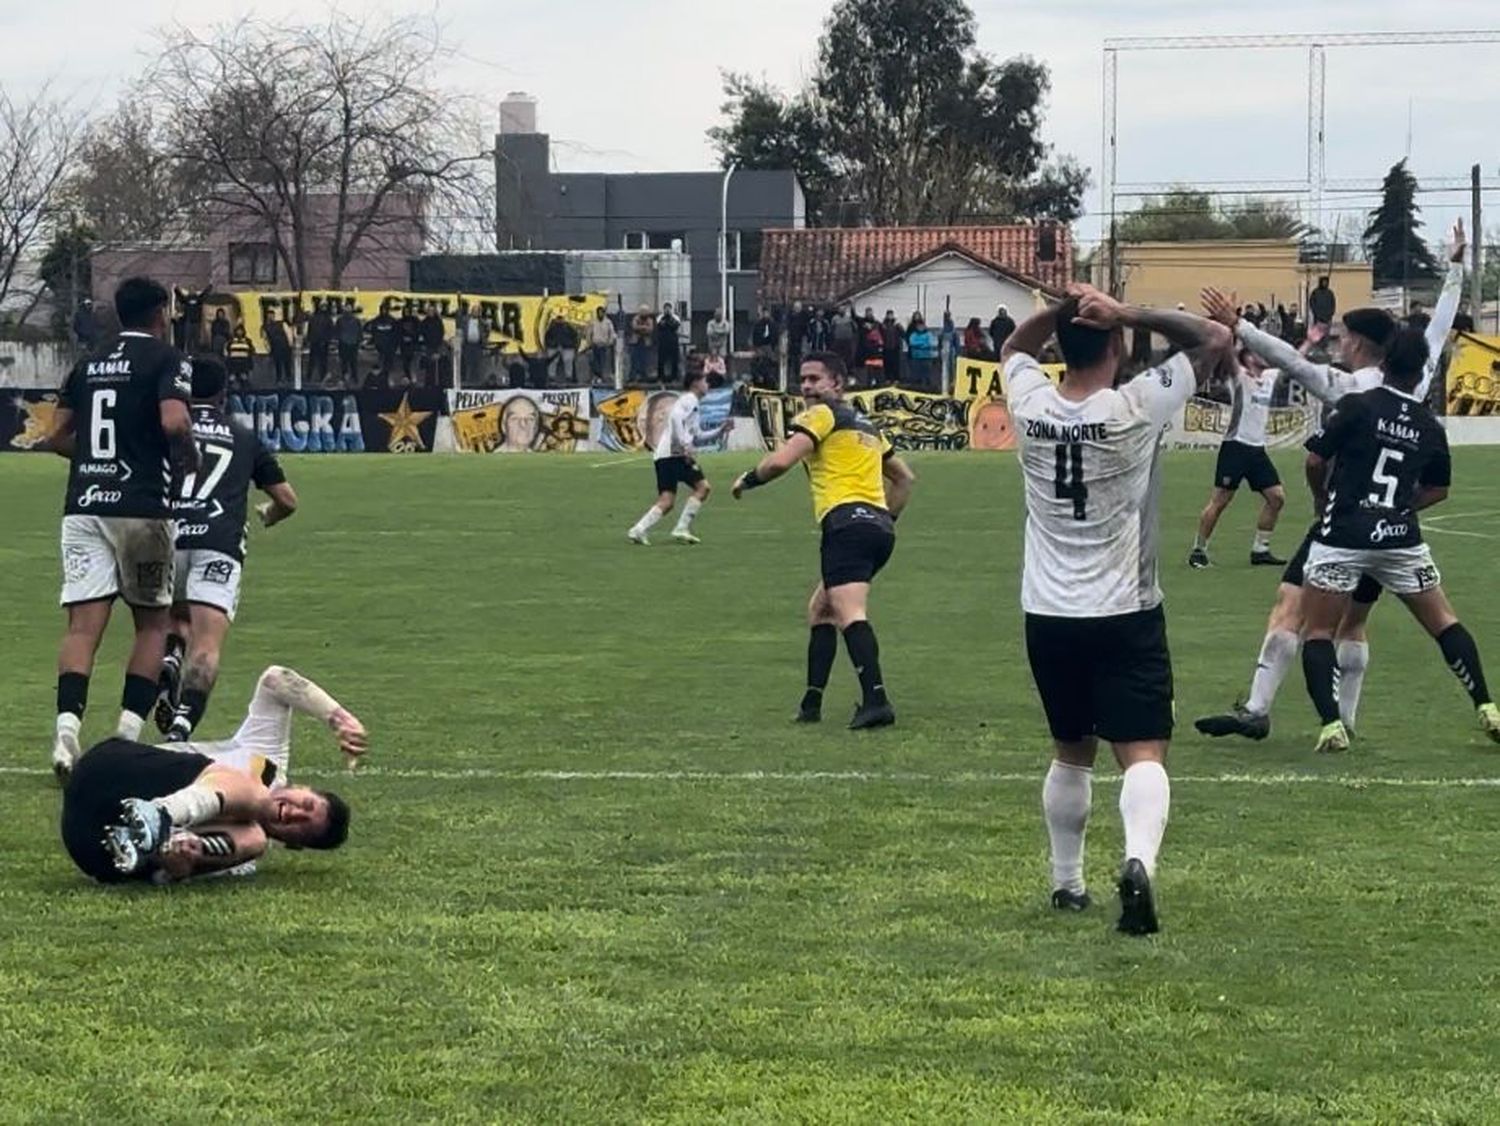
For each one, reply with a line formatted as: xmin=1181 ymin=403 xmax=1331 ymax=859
xmin=67 ymin=98 xmax=196 ymax=244
xmin=142 ymin=14 xmax=486 ymax=289
xmin=0 ymin=85 xmax=80 ymax=322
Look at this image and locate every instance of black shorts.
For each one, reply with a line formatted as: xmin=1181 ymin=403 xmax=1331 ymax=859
xmin=1214 ymin=440 xmax=1280 ymax=493
xmin=1025 ymin=605 xmax=1174 ymax=744
xmin=59 ymin=739 xmax=210 ymax=883
xmin=1282 ymin=525 xmax=1383 ymax=604
xmin=654 ymin=456 xmax=705 ymax=494
xmin=819 ymin=503 xmax=896 ymax=588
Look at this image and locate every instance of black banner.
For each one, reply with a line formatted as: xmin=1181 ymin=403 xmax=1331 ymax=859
xmin=226 ymin=388 xmax=447 ymax=453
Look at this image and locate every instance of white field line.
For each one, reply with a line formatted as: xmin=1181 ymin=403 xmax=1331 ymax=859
xmin=1424 ymin=510 xmax=1500 ymax=539
xmin=588 ymin=455 xmax=653 ymax=469
xmin=6 ymin=765 xmax=1500 ymax=788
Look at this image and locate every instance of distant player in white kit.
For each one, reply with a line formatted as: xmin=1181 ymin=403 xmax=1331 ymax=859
xmin=627 ymin=369 xmax=733 ymax=545
xmin=1187 ymin=348 xmax=1285 ymax=568
xmin=1003 ymin=283 xmax=1230 ymax=935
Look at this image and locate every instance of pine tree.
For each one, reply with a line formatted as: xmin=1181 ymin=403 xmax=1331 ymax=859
xmin=1363 ymin=159 xmax=1439 ymax=289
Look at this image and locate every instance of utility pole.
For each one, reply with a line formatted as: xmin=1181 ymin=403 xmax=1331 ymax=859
xmin=1471 ymin=164 xmax=1483 ymax=324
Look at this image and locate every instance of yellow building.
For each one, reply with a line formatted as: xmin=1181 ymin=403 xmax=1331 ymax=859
xmin=1107 ymin=240 xmax=1373 ymax=318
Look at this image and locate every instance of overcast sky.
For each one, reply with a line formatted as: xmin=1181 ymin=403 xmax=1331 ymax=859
xmin=8 ymin=0 xmax=1499 ymax=245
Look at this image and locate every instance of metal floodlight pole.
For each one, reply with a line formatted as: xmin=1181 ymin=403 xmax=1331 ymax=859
xmin=720 ymin=162 xmax=738 ymax=324
xmin=1102 ymin=47 xmax=1119 ymax=296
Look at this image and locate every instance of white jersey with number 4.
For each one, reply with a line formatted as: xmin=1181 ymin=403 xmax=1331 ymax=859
xmin=1006 ymin=352 xmax=1195 ymax=618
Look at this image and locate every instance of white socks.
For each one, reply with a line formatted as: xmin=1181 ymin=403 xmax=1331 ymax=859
xmin=1043 ymin=761 xmax=1092 ymax=894
xmin=1119 ymin=761 xmax=1170 ymax=877
xmin=675 ymin=496 xmax=703 ymax=533
xmin=1252 ymin=529 xmax=1272 ymax=553
xmin=57 ymin=712 xmax=81 ymax=741
xmin=630 ymin=506 xmax=664 ymax=536
xmin=1246 ymin=628 xmax=1299 ymax=716
xmin=117 ymin=709 xmax=144 ymax=741
xmin=1336 ymin=639 xmax=1370 ymax=730
xmin=154 ymin=784 xmax=223 ymax=828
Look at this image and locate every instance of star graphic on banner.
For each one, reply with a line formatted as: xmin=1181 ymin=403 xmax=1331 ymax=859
xmin=378 ymin=393 xmax=433 ymax=452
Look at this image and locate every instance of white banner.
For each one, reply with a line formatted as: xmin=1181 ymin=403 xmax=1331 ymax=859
xmin=447 ymin=388 xmax=593 ymax=453
xmin=1163 ymin=395 xmax=1320 ymax=451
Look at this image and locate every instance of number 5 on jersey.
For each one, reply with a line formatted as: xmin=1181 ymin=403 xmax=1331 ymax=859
xmin=1054 ymin=443 xmax=1088 ymax=520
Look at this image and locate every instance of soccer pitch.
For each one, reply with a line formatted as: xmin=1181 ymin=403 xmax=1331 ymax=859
xmin=4 ymin=449 xmax=1500 ymax=1123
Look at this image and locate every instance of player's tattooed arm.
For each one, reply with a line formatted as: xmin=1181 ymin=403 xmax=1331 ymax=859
xmin=1000 ymin=302 xmax=1060 ymax=363
xmin=258 ymin=666 xmax=369 ymax=763
xmin=1203 ymin=287 xmax=1338 ymax=402
xmin=1118 ymin=306 xmax=1231 ymax=388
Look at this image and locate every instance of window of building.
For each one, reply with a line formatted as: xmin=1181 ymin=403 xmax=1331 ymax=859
xmin=648 ymin=231 xmax=686 ymax=252
xmin=722 ymin=230 xmax=742 ymax=271
xmin=623 ymin=231 xmax=648 ymax=250
xmin=228 ymin=242 xmax=277 ymax=285
xmin=739 ymin=230 xmax=763 ymax=271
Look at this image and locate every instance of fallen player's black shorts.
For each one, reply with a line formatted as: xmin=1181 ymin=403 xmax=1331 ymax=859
xmin=1283 ymin=525 xmax=1383 ymax=604
xmin=1025 ymin=604 xmax=1174 ymax=744
xmin=60 ymin=738 xmax=211 ymax=883
xmin=819 ymin=503 xmax=896 ymax=588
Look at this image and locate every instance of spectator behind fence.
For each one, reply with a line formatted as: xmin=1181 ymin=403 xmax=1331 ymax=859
xmin=210 ymin=308 xmax=231 ymax=356
xmin=830 ymin=305 xmax=856 ymax=370
xmin=880 ymin=310 xmax=904 ymax=384
xmin=705 ymin=306 xmax=730 ymax=377
xmin=989 ymin=304 xmax=1016 ymax=353
xmin=262 ymin=312 xmax=293 ymax=386
xmin=397 ymin=305 xmax=421 ymax=383
xmin=588 ymin=305 xmax=617 ymax=385
xmin=73 ymin=299 xmax=101 ymax=353
xmin=545 ymin=314 xmax=579 ymax=386
xmin=786 ymin=301 xmax=810 ymax=373
xmin=805 ymin=306 xmax=829 ymax=353
xmin=336 ymin=299 xmax=363 ymax=384
xmin=306 ymin=298 xmax=334 ymax=385
xmin=367 ymin=305 xmax=399 ymax=387
xmin=962 ymin=317 xmax=988 ymax=359
xmin=420 ymin=303 xmax=447 ymax=386
xmin=456 ymin=303 xmax=487 ymax=386
xmin=1308 ymin=275 xmax=1336 ymax=326
xmin=225 ymin=324 xmax=255 ymax=389
xmin=656 ymin=303 xmax=681 ymax=382
xmin=174 ymin=284 xmax=211 ymax=350
xmin=906 ymin=314 xmax=938 ymax=389
xmin=630 ymin=305 xmax=655 ymax=381
xmin=750 ymin=305 xmax=777 ymax=387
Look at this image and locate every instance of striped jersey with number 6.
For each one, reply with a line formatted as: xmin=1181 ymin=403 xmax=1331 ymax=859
xmin=1004 ymin=352 xmax=1195 ymax=618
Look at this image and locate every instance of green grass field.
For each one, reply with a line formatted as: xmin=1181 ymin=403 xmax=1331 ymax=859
xmin=4 ymin=448 xmax=1500 ymax=1124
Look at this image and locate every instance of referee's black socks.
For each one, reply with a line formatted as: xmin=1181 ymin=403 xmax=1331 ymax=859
xmin=802 ymin=624 xmax=838 ymax=713
xmin=1438 ymin=622 xmax=1492 ymax=707
xmin=842 ymin=620 xmax=888 ymax=708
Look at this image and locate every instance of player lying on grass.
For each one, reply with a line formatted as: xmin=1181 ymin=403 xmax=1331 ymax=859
xmin=1194 ymin=220 xmax=1467 ymax=743
xmin=60 ymin=665 xmax=367 ymax=884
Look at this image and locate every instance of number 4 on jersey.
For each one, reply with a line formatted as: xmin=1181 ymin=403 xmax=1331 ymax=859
xmin=1054 ymin=443 xmax=1088 ymax=520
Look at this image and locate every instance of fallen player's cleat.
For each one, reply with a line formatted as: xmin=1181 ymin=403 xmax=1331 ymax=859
xmin=118 ymin=797 xmax=172 ymax=858
xmin=1116 ymin=858 xmax=1160 ymax=936
xmin=1194 ymin=704 xmax=1270 ymax=742
xmin=1314 ymin=720 xmax=1351 ymax=755
xmin=103 ymin=824 xmax=141 ymax=874
xmin=1051 ymin=888 xmax=1092 ymax=912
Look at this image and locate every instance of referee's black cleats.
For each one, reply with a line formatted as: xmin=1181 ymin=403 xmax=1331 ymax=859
xmin=1051 ymin=888 xmax=1091 ymax=912
xmin=1250 ymin=549 xmax=1286 ymax=566
xmin=848 ymin=702 xmax=895 ymax=730
xmin=1116 ymin=859 xmax=1160 ymax=936
xmin=1194 ymin=704 xmax=1270 ymax=742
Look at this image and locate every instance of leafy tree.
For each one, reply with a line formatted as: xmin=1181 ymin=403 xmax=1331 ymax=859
xmin=38 ymin=221 xmax=94 ymax=337
xmin=1363 ymin=159 xmax=1438 ymax=289
xmin=708 ymin=0 xmax=1084 ymax=227
xmin=66 ymin=99 xmax=194 ymax=244
xmin=1117 ymin=189 xmax=1308 ymax=243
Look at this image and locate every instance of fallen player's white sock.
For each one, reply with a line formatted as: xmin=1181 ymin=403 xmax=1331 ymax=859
xmin=674 ymin=497 xmax=703 ymax=533
xmin=631 ymin=506 xmax=664 ymax=537
xmin=1246 ymin=629 xmax=1299 ymax=716
xmin=116 ymin=709 xmax=144 ymax=742
xmin=155 ymin=784 xmax=223 ymax=828
xmin=1043 ymin=760 xmax=1092 ymax=894
xmin=1119 ymin=761 xmax=1170 ymax=878
xmin=1337 ymin=639 xmax=1370 ymax=730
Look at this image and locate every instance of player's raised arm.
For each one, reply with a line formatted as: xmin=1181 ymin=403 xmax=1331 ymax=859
xmin=1000 ymin=301 xmax=1060 ymax=363
xmin=1203 ymin=287 xmax=1341 ymax=403
xmin=1116 ymin=303 xmax=1231 ymax=389
xmin=1416 ymin=219 xmax=1467 ymax=401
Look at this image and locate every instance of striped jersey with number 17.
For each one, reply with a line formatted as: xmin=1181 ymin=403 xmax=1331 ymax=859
xmin=1005 ymin=352 xmax=1195 ymax=618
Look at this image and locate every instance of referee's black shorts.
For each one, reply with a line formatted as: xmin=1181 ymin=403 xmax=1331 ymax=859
xmin=1283 ymin=524 xmax=1383 ymax=604
xmin=1025 ymin=605 xmax=1174 ymax=744
xmin=1214 ymin=439 xmax=1280 ymax=493
xmin=654 ymin=456 xmax=705 ymax=494
xmin=819 ymin=503 xmax=896 ymax=589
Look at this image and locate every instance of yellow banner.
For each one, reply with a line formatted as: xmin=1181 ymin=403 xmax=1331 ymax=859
xmin=951 ymin=356 xmax=1065 ymax=400
xmin=230 ymin=290 xmax=607 ymax=356
xmin=1446 ymin=333 xmax=1500 ymax=417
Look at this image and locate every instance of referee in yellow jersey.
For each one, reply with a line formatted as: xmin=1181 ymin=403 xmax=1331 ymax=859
xmin=732 ymin=352 xmax=915 ymax=729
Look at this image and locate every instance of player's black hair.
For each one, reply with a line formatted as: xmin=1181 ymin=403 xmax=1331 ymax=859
xmin=190 ymin=354 xmax=228 ymax=400
xmin=683 ymin=367 xmax=707 ymax=389
xmin=1341 ymin=308 xmax=1397 ymax=351
xmin=1053 ymin=297 xmax=1114 ymax=369
xmin=801 ymin=351 xmax=847 ymax=382
xmin=304 ymin=790 xmax=351 ymax=850
xmin=115 ymin=276 xmax=170 ymax=329
xmin=1382 ymin=326 xmax=1430 ymax=391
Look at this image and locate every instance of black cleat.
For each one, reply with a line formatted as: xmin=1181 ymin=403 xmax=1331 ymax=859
xmin=1250 ymin=550 xmax=1286 ymax=567
xmin=1188 ymin=547 xmax=1210 ymax=569
xmin=848 ymin=702 xmax=896 ymax=730
xmin=794 ymin=707 xmax=821 ymax=724
xmin=153 ymin=693 xmax=177 ymax=736
xmin=1194 ymin=704 xmax=1270 ymax=742
xmin=1051 ymin=888 xmax=1092 ymax=912
xmin=1116 ymin=859 xmax=1160 ymax=936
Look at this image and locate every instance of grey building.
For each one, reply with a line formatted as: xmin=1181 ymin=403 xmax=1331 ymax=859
xmin=494 ymin=94 xmax=803 ymax=339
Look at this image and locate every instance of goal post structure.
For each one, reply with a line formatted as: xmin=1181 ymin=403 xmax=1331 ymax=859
xmin=1100 ymin=31 xmax=1500 ymax=295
